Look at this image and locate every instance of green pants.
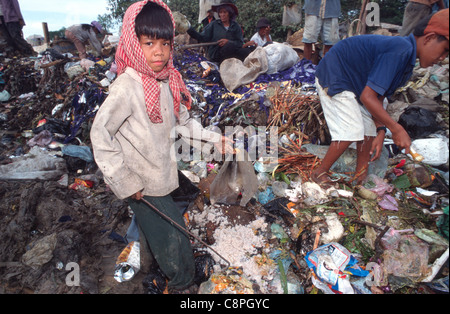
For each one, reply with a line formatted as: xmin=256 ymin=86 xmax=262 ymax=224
xmin=128 ymin=195 xmax=195 ymax=289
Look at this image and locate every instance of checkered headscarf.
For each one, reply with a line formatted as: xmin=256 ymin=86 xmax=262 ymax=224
xmin=115 ymin=0 xmax=191 ymax=123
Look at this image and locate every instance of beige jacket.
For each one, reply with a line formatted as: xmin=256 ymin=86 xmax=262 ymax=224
xmin=90 ymin=67 xmax=219 ymax=199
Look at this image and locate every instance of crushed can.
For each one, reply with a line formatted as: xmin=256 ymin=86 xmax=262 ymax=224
xmin=114 ymin=241 xmax=141 ymax=282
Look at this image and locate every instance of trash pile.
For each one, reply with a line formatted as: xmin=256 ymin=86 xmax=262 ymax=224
xmin=0 ymin=38 xmax=448 ymax=294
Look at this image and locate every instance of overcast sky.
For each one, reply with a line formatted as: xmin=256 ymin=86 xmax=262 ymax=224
xmin=19 ymin=0 xmax=111 ymax=39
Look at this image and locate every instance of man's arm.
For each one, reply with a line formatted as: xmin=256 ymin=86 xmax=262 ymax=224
xmin=360 ymin=85 xmax=411 ymax=154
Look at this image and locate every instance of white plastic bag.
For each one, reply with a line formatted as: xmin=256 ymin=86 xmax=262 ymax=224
xmin=263 ymin=43 xmax=300 ymax=74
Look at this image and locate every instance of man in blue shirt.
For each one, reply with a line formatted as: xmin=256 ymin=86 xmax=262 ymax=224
xmin=311 ymin=9 xmax=449 ymax=186
xmin=302 ymin=0 xmax=341 ymax=61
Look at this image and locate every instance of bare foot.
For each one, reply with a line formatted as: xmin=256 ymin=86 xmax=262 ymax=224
xmin=310 ymin=170 xmax=334 ymax=187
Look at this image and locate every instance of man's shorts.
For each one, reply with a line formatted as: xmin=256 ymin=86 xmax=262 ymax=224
xmin=302 ymin=14 xmax=340 ymax=46
xmin=316 ymin=78 xmax=376 ymax=141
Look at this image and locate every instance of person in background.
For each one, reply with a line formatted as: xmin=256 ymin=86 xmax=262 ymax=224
xmin=302 ymin=0 xmax=341 ymax=62
xmin=310 ymin=9 xmax=449 ymax=187
xmin=65 ymin=21 xmax=105 ymax=59
xmin=201 ymin=9 xmax=216 ymax=29
xmin=400 ymin=0 xmax=445 ymax=36
xmin=245 ymin=17 xmax=273 ymax=48
xmin=187 ymin=0 xmax=252 ymax=63
xmin=0 ymin=0 xmax=35 ymax=56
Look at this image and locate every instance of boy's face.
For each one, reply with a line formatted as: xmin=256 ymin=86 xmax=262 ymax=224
xmin=419 ymin=33 xmax=449 ymax=68
xmin=139 ymin=35 xmax=171 ymax=73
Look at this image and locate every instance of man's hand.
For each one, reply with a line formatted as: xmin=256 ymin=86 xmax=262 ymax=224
xmin=370 ymin=133 xmax=384 ymax=161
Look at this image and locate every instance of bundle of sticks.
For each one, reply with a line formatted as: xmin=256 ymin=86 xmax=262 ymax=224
xmin=267 ymin=83 xmax=329 ymax=144
xmin=266 ymin=84 xmax=329 ymax=181
xmin=276 ymin=132 xmax=321 ymax=182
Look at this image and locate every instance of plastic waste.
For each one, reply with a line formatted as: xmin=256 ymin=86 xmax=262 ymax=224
xmin=142 ymin=267 xmax=168 ymax=294
xmin=272 ymin=180 xmax=288 ymax=197
xmin=61 ymin=145 xmax=94 ymax=163
xmin=304 ymin=242 xmax=369 ymax=294
xmin=258 ymin=186 xmax=275 ymax=205
xmin=378 ymin=194 xmax=399 ymax=211
xmin=0 ymin=90 xmax=11 ymax=101
xmin=398 ymin=107 xmax=442 ymax=139
xmin=170 ymin=170 xmax=200 ymax=214
xmin=263 ymin=43 xmax=300 ymax=75
xmin=209 ymin=151 xmax=259 ymax=206
xmin=0 ymin=146 xmax=67 ymax=180
xmin=380 ymin=228 xmax=414 ymax=250
xmin=114 ymin=241 xmax=141 ymax=282
xmin=364 ymin=174 xmax=393 ymax=197
xmin=193 ymin=252 xmax=215 ymax=286
xmin=198 ymin=268 xmax=255 ymax=294
xmin=381 ymin=235 xmax=430 ymax=285
xmin=302 ymin=182 xmax=329 ymax=206
xmin=410 ymin=137 xmax=449 ymax=166
xmin=320 ymin=213 xmax=345 ymax=244
xmin=303 ymin=144 xmax=389 ymax=178
xmin=21 ymin=233 xmax=57 ymax=269
xmin=27 ymin=130 xmax=53 ymax=147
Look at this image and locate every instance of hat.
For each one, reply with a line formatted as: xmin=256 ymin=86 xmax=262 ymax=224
xmin=424 ymin=8 xmax=449 ymax=40
xmin=212 ymin=0 xmax=238 ymax=17
xmin=256 ymin=18 xmax=271 ymax=29
xmin=91 ymin=21 xmax=103 ymax=33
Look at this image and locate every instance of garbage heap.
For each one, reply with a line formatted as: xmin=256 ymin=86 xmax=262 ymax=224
xmin=0 ymin=40 xmax=448 ymax=294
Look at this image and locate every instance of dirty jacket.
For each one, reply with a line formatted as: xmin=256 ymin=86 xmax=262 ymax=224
xmin=90 ymin=67 xmax=219 ymax=199
xmin=187 ymin=19 xmax=245 ymax=61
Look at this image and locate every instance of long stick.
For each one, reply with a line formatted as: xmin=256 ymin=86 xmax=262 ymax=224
xmin=180 ymin=41 xmax=219 ymax=49
xmin=140 ymin=198 xmax=231 ymax=268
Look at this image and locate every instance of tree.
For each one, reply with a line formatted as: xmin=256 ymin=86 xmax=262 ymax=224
xmin=97 ymin=0 xmax=138 ymax=32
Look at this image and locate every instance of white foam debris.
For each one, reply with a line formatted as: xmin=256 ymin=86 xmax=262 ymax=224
xmin=189 ymin=204 xmax=279 ymax=293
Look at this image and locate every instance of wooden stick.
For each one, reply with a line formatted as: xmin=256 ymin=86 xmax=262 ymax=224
xmin=180 ymin=41 xmax=219 ymax=49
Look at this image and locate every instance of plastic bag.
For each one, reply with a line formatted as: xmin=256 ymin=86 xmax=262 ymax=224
xmin=263 ymin=43 xmax=300 ymax=75
xmin=209 ymin=152 xmax=258 ymax=206
xmin=398 ymin=107 xmax=442 ymax=139
xmin=170 ymin=170 xmax=200 ymax=214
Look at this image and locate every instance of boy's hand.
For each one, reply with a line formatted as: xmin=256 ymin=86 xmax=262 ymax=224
xmin=131 ymin=191 xmax=144 ymax=200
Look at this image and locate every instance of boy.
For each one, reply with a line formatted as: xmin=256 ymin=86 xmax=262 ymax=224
xmin=246 ymin=17 xmax=273 ymax=48
xmin=311 ymin=9 xmax=449 ymax=186
xmin=90 ymin=0 xmax=228 ymax=291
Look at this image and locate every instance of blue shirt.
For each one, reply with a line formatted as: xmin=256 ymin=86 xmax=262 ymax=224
xmin=303 ymin=0 xmax=341 ymax=18
xmin=316 ymin=34 xmax=417 ymax=100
